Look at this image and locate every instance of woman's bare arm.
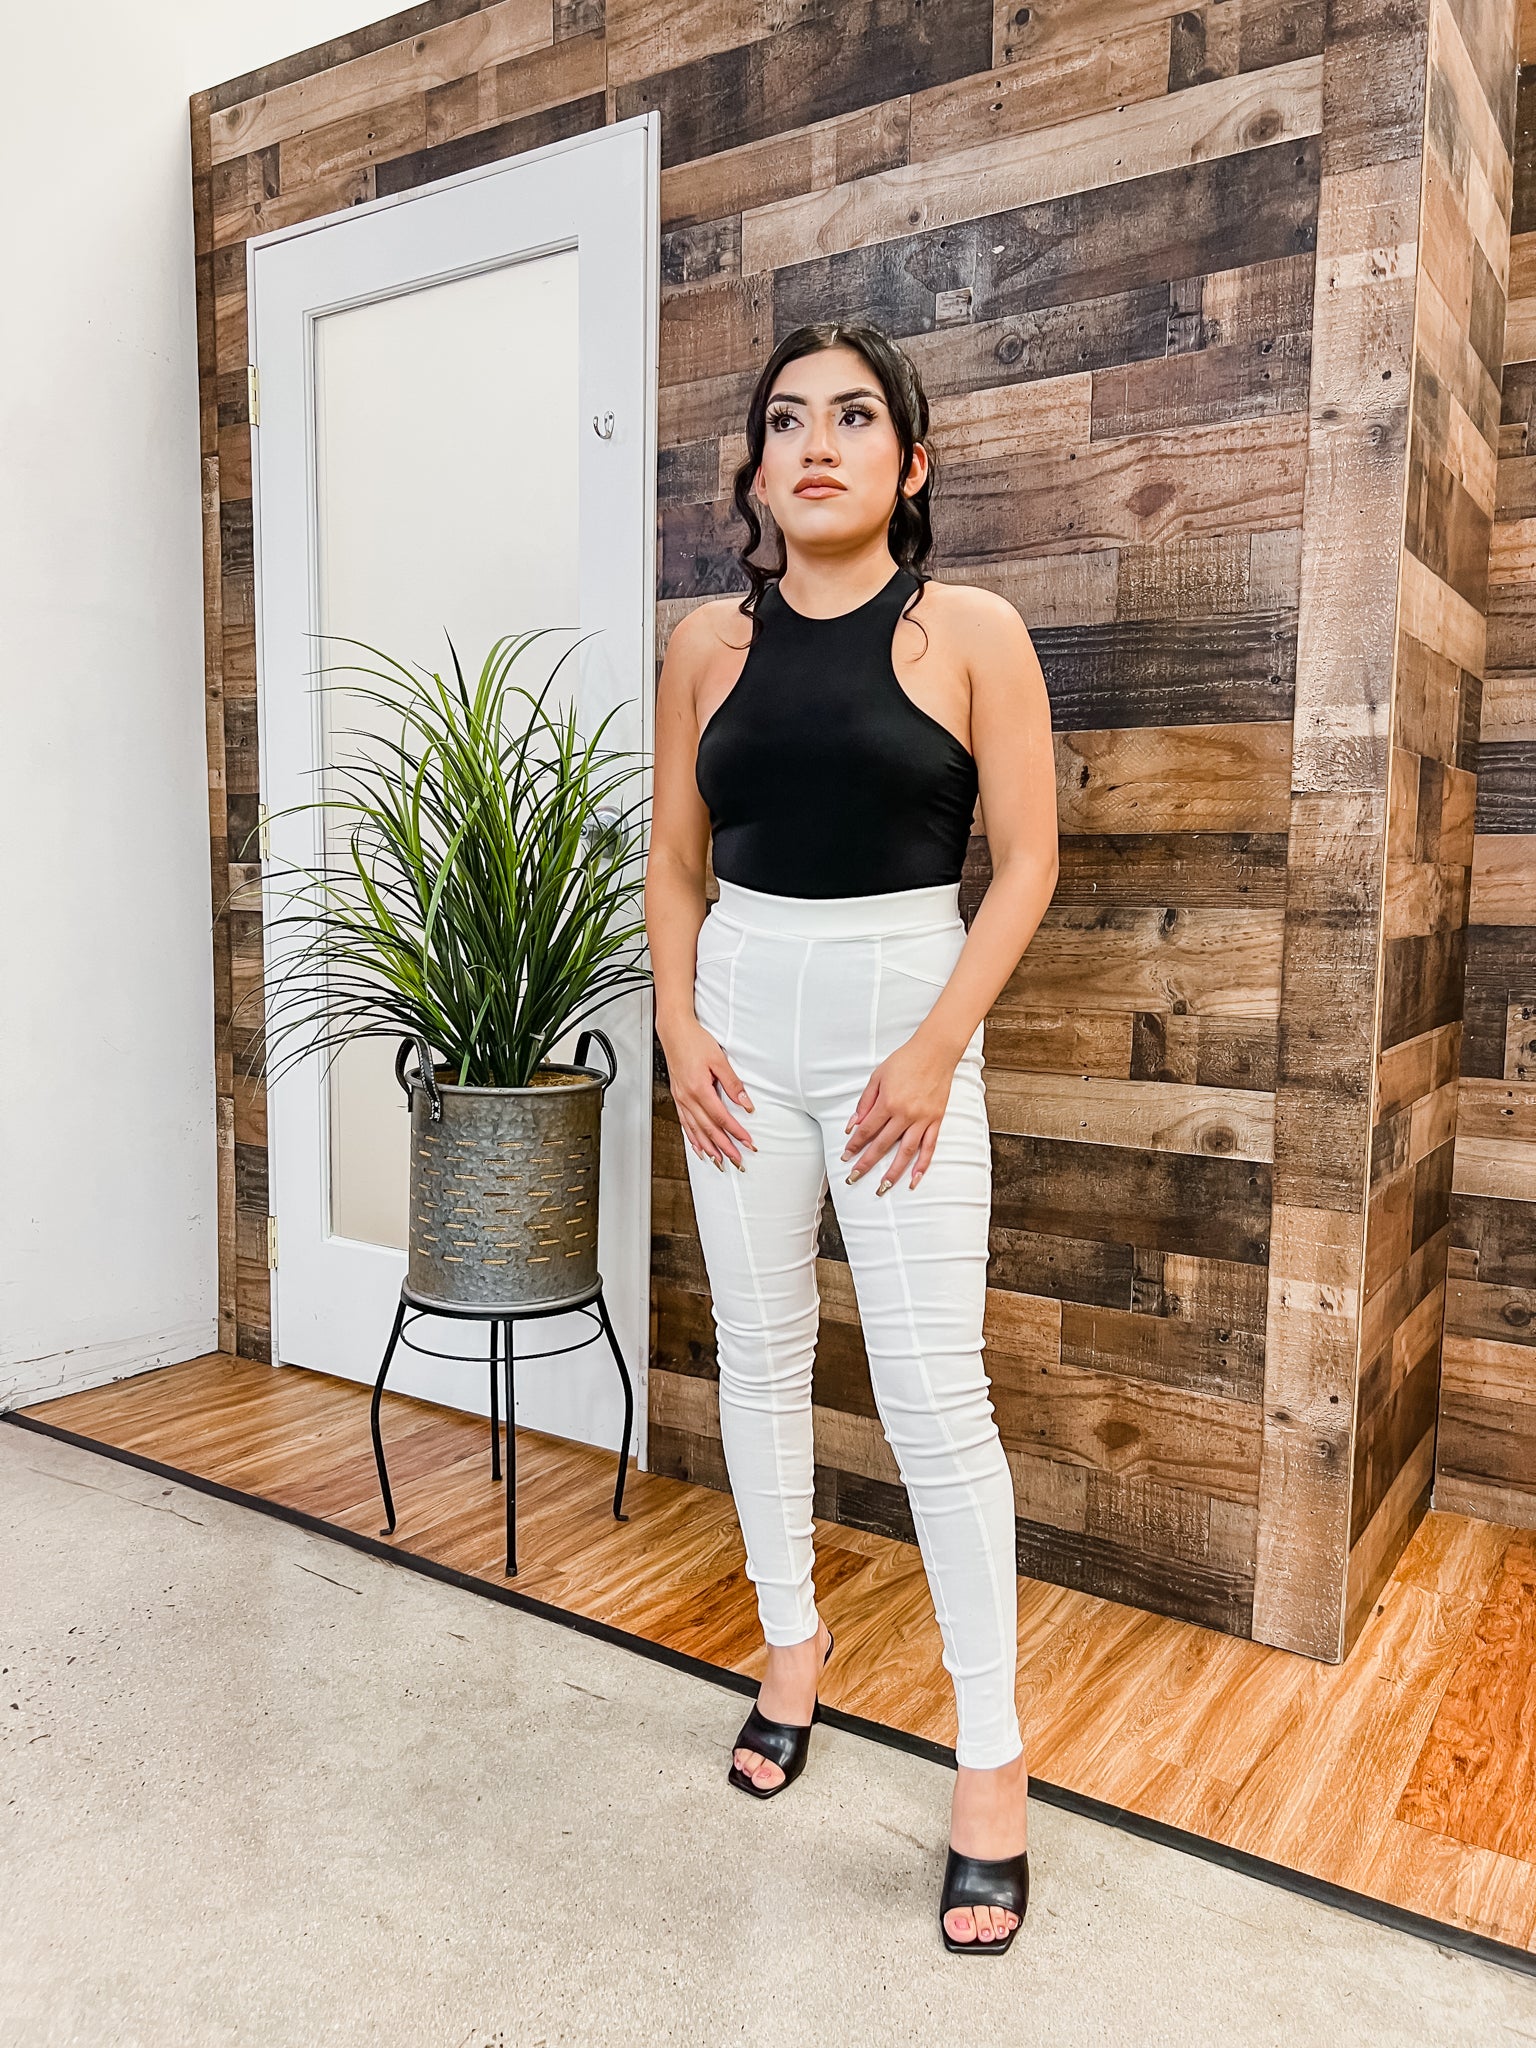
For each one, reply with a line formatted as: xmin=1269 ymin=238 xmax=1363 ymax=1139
xmin=841 ymin=587 xmax=1058 ymax=1192
xmin=911 ymin=587 xmax=1058 ymax=1063
xmin=645 ymin=604 xmax=758 ymax=1170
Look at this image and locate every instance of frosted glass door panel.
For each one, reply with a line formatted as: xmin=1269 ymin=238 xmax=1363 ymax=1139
xmin=312 ymin=251 xmax=580 ymax=1248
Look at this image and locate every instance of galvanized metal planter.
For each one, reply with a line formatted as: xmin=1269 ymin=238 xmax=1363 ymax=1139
xmin=393 ymin=1030 xmax=617 ymax=1315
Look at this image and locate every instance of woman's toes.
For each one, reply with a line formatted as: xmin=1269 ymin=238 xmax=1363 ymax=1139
xmin=944 ymin=1907 xmax=976 ymax=1944
xmin=734 ymin=1746 xmax=783 ymax=1788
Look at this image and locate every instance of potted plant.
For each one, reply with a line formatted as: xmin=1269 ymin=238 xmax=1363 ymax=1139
xmin=234 ymin=630 xmax=650 ymax=1314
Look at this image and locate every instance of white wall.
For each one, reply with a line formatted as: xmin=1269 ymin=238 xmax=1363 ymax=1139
xmin=0 ymin=1 xmax=378 ymax=1407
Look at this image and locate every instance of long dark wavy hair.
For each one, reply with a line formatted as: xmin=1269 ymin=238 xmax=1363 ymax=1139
xmin=730 ymin=321 xmax=936 ymax=642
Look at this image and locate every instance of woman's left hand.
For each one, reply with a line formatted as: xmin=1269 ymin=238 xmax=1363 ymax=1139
xmin=840 ymin=1028 xmax=961 ymax=1194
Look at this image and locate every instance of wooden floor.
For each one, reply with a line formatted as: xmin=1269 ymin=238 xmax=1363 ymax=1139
xmin=17 ymin=1351 xmax=1536 ymax=1955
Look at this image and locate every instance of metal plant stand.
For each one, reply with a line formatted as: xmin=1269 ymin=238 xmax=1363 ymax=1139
xmin=369 ymin=1278 xmax=635 ymax=1576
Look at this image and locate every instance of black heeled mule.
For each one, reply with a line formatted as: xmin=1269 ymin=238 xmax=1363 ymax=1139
xmin=939 ymin=1844 xmax=1030 ymax=1954
xmin=726 ymin=1626 xmax=835 ymax=1799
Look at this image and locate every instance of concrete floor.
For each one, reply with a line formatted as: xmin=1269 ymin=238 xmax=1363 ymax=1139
xmin=4 ymin=1425 xmax=1535 ymax=2048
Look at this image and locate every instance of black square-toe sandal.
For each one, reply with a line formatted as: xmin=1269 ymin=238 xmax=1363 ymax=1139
xmin=939 ymin=1844 xmax=1030 ymax=1955
xmin=726 ymin=1627 xmax=835 ymax=1799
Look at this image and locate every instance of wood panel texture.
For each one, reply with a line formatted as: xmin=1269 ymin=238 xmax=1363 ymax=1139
xmin=1438 ymin=7 xmax=1536 ymax=1535
xmin=18 ymin=1353 xmax=1536 ymax=1954
xmin=1338 ymin=0 xmax=1522 ymax=1659
xmin=190 ymin=0 xmax=1519 ymax=1659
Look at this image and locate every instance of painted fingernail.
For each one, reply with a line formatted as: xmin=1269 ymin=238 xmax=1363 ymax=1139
xmin=846 ymin=1168 xmax=862 ymax=1183
xmin=714 ymin=1155 xmax=726 ymax=1172
xmin=876 ymin=1179 xmax=892 ymax=1196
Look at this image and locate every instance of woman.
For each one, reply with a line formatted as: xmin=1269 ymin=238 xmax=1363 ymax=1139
xmin=644 ymin=320 xmax=1058 ymax=1953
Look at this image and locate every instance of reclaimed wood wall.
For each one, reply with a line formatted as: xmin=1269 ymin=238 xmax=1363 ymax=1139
xmin=1437 ymin=13 xmax=1536 ymax=1534
xmin=192 ymin=0 xmax=1520 ymax=1659
xmin=1343 ymin=0 xmax=1519 ymax=1647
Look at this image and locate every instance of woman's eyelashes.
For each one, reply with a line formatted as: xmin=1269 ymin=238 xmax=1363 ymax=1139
xmin=765 ymin=404 xmax=877 ymax=433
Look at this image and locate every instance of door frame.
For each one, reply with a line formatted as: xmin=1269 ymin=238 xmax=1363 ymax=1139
xmin=245 ymin=112 xmax=659 ymax=1462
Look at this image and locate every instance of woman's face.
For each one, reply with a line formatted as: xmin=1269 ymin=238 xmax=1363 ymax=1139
xmin=752 ymin=344 xmax=927 ymax=554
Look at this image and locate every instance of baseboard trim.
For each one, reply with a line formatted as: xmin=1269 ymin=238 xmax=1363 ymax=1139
xmin=7 ymin=1407 xmax=1534 ymax=1983
xmin=0 ymin=1321 xmax=220 ymax=1414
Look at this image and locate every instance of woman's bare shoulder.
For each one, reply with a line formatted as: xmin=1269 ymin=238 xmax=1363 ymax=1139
xmin=667 ymin=594 xmax=754 ymax=664
xmin=913 ymin=574 xmax=1029 ymax=634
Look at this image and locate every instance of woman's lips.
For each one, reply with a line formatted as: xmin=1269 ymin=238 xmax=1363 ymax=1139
xmin=795 ymin=478 xmax=845 ymax=496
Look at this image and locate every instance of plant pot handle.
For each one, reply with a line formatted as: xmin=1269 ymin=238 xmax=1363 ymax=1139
xmin=394 ymin=1035 xmax=443 ymax=1123
xmin=574 ymin=1027 xmax=618 ymax=1093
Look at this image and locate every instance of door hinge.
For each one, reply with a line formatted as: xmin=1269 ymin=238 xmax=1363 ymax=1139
xmin=267 ymin=1216 xmax=279 ymax=1270
xmin=246 ymin=364 xmax=260 ymax=427
xmin=258 ymin=801 xmax=271 ymax=862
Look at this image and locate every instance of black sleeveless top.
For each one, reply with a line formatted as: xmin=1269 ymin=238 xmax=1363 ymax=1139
xmin=694 ymin=565 xmax=979 ymax=898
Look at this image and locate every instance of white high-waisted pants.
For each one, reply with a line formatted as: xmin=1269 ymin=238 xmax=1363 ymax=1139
xmin=683 ymin=875 xmax=1023 ymax=1769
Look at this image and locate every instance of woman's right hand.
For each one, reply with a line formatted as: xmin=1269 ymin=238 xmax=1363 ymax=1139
xmin=663 ymin=1017 xmax=757 ymax=1170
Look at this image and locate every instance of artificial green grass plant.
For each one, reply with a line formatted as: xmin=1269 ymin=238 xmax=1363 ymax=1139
xmin=231 ymin=630 xmax=650 ymax=1092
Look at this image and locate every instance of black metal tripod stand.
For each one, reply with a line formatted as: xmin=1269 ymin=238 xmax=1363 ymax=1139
xmin=368 ymin=1278 xmax=635 ymax=1576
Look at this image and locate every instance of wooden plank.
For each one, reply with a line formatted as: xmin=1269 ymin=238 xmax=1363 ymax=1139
xmin=1460 ymin=930 xmax=1536 ymax=1076
xmin=1399 ymin=543 xmax=1488 ymax=681
xmin=1252 ymin=1202 xmax=1363 ymax=1659
xmin=605 ymin=0 xmax=783 ymax=90
xmin=927 ymin=374 xmax=1094 ymax=464
xmin=1475 ymin=740 xmax=1536 ymax=829
xmin=1060 ymin=1298 xmax=1266 ymax=1404
xmin=1130 ymin=1012 xmax=1280 ymax=1093
xmin=1288 ymin=155 xmax=1419 ymax=795
xmin=1056 ymin=723 xmax=1294 ymax=835
xmin=1013 ymin=1512 xmax=1255 ymax=1633
xmin=1167 ymin=0 xmax=1327 ymax=88
xmin=1450 ymin=1191 xmax=1536 ymax=1290
xmin=992 ymin=0 xmax=1185 ymax=68
xmin=613 ymin=0 xmax=993 ymax=170
xmin=1343 ymin=1417 xmax=1436 ymax=1649
xmin=374 ymin=91 xmax=606 ymax=195
xmin=206 ymin=3 xmax=500 ymax=116
xmin=1396 ymin=1536 xmax=1536 ymax=1864
xmin=1115 ymin=533 xmax=1261 ymax=620
xmin=988 ymin=1229 xmax=1135 ymax=1309
xmin=981 ymin=1007 xmax=1135 ymax=1078
xmin=1456 ymin=1076 xmax=1536 ymax=1142
xmin=1091 ymin=333 xmax=1312 ymax=438
xmin=1011 ymin=904 xmax=1286 ymax=1018
xmin=1032 ymin=612 xmax=1298 ymax=730
xmin=983 ymin=1070 xmax=1276 ymax=1162
xmin=1052 ymin=834 xmax=1290 ymax=910
xmin=991 ymin=1132 xmax=1272 ymax=1264
xmin=1366 ymin=1814 xmax=1536 ymax=1945
xmin=740 ymin=56 xmax=1324 ymax=271
xmin=1437 ymin=1383 xmax=1536 ymax=1494
xmin=1453 ymin=1135 xmax=1536 ymax=1199
xmin=1432 ymin=1472 xmax=1536 ymax=1529
xmin=659 ymin=100 xmax=910 ymax=230
xmin=910 ymin=22 xmax=1171 ymax=161
xmin=1236 ymin=1515 xmax=1515 ymax=1875
xmin=208 ymin=0 xmax=554 ymax=163
xmin=936 ymin=415 xmax=1308 ymax=562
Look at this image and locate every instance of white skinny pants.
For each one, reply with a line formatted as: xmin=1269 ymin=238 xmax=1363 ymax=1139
xmin=684 ymin=876 xmax=1024 ymax=1769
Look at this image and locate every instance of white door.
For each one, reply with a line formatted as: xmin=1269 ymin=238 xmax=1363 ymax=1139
xmin=248 ymin=116 xmax=657 ymax=1460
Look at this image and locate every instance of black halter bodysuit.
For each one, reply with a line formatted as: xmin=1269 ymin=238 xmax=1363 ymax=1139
xmin=694 ymin=565 xmax=979 ymax=900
